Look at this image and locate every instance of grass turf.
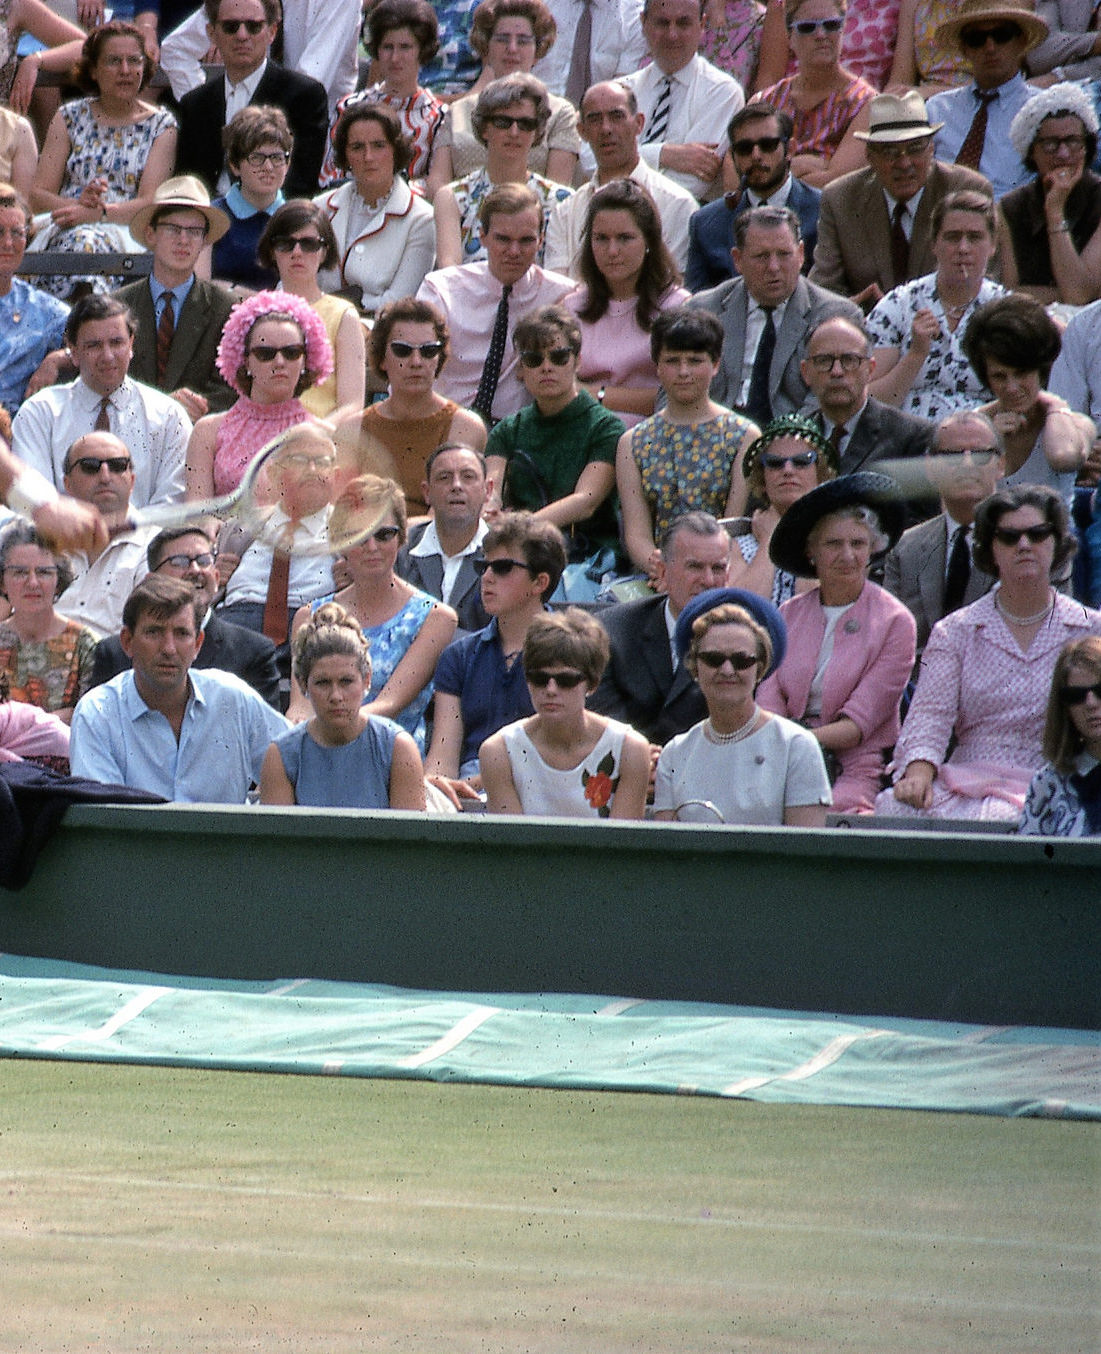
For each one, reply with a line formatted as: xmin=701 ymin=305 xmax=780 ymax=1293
xmin=3 ymin=1058 xmax=1098 ymax=1353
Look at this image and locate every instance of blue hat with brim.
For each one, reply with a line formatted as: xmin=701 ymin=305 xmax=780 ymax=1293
xmin=673 ymin=587 xmax=787 ymax=678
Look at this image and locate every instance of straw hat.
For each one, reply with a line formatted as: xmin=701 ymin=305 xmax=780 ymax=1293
xmin=767 ymin=472 xmax=906 ymax=579
xmin=129 ymin=176 xmax=231 ymax=246
xmin=935 ymin=0 xmax=1048 ymax=56
xmin=854 ymin=91 xmax=944 ymax=144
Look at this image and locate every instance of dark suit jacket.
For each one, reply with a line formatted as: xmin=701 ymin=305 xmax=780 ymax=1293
xmin=396 ymin=523 xmax=489 ymax=636
xmin=176 ymin=62 xmax=328 ymax=199
xmin=809 ymin=398 xmax=934 ymax=476
xmin=808 ymin=161 xmax=993 ymax=299
xmin=685 ymin=177 xmax=822 ymax=293
xmin=883 ymin=513 xmax=995 ymax=659
xmin=589 ymin=594 xmax=706 ymax=746
xmin=689 ymin=275 xmax=861 ymax=418
xmin=115 ymin=276 xmax=236 ymax=413
xmin=90 ymin=613 xmax=282 ymax=707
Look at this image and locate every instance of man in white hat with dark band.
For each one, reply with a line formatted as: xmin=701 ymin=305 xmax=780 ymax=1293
xmin=116 ymin=176 xmax=237 ymax=424
xmin=810 ymin=91 xmax=994 ymax=310
xmin=926 ymin=0 xmax=1048 ymax=200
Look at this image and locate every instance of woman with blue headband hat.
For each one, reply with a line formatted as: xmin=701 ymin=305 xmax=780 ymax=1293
xmin=653 ymin=587 xmax=832 ymax=825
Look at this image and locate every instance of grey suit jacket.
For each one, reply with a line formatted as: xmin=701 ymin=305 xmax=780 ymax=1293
xmin=396 ymin=522 xmax=488 ymax=636
xmin=115 ymin=277 xmax=236 ymax=413
xmin=809 ymin=161 xmax=993 ymax=299
xmin=688 ymin=275 xmax=861 ymax=417
xmin=883 ymin=514 xmax=995 ymax=658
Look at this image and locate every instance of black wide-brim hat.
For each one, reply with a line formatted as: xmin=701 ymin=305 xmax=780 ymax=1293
xmin=768 ymin=472 xmax=906 ymax=579
xmin=673 ymin=586 xmax=787 ymax=678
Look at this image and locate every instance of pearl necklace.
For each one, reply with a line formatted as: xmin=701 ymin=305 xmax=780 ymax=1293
xmin=996 ymin=591 xmax=1054 ymax=626
xmin=703 ymin=706 xmax=762 ymax=746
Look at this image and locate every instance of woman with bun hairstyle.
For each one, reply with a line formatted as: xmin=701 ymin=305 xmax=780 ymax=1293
xmin=260 ymin=600 xmax=426 ymax=810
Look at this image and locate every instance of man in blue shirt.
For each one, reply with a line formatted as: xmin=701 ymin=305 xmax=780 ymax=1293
xmin=926 ymin=0 xmax=1048 ymax=199
xmin=71 ymin=574 xmax=288 ymax=802
xmin=0 ymin=184 xmax=68 ymax=416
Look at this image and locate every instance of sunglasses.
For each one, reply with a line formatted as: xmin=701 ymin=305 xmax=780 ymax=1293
xmin=732 ymin=135 xmax=783 ymax=156
xmin=389 ymin=339 xmax=444 ymax=360
xmin=217 ymin=17 xmax=266 ymax=34
xmin=789 ymin=16 xmax=843 ymax=34
xmin=66 ymin=456 xmax=132 ymax=474
xmin=696 ymin=650 xmax=759 ymax=672
xmin=157 ymin=552 xmax=216 ymax=570
xmin=807 ymin=352 xmax=865 ymax=372
xmin=525 ymin=668 xmax=587 ymax=688
xmin=272 ymin=236 xmax=325 ymax=255
xmin=960 ymin=22 xmax=1021 ymax=46
xmin=1060 ymin=680 xmax=1101 ymax=706
xmin=370 ymin=525 xmax=402 ymax=543
xmin=930 ymin=446 xmax=1000 ymax=465
xmin=519 ymin=347 xmax=573 ymax=368
xmin=487 ymin=114 xmax=539 ymax=132
xmin=992 ymin=524 xmax=1056 ymax=545
xmin=473 ymin=557 xmax=532 ymax=577
xmin=248 ymin=343 xmax=307 ymax=362
xmin=761 ymin=449 xmax=819 ymax=470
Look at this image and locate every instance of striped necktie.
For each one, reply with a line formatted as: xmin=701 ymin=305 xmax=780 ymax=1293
xmin=644 ymin=75 xmax=673 ymax=144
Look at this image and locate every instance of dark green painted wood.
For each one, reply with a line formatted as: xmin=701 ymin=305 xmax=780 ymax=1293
xmin=2 ymin=805 xmax=1096 ymax=1028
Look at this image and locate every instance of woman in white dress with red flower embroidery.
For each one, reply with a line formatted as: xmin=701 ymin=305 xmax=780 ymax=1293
xmin=480 ymin=608 xmax=649 ymax=818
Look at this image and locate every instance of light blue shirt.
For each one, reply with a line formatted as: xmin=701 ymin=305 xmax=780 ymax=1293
xmin=927 ymin=74 xmax=1035 ymax=200
xmin=0 ymin=277 xmax=68 ymax=414
xmin=149 ymin=273 xmax=195 ymax=326
xmin=71 ymin=668 xmax=289 ymax=803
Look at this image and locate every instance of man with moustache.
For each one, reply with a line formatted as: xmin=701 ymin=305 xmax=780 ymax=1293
xmin=686 ymin=104 xmax=821 ymax=292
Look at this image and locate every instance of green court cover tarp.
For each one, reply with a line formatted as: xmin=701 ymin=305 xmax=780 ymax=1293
xmin=1 ymin=955 xmax=1097 ymax=1120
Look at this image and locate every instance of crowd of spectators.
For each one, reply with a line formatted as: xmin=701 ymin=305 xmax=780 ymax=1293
xmin=2 ymin=0 xmax=1101 ymax=834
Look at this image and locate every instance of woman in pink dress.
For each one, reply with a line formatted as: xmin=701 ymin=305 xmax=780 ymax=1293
xmin=752 ymin=0 xmax=876 ymax=188
xmin=880 ymin=485 xmax=1101 ymax=822
xmin=564 ymin=180 xmax=688 ymax=430
xmin=184 ymin=291 xmax=334 ymax=502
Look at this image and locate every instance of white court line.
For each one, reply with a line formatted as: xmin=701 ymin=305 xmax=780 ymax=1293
xmin=722 ymin=1029 xmax=890 ymax=1097
xmin=34 ymin=986 xmax=172 ymax=1052
xmin=268 ymin=978 xmax=311 ymax=997
xmin=597 ymin=998 xmax=645 ymax=1016
xmin=395 ymin=1005 xmax=500 ymax=1068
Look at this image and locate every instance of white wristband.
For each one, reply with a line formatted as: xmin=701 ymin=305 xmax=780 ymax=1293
xmin=6 ymin=464 xmax=58 ymax=516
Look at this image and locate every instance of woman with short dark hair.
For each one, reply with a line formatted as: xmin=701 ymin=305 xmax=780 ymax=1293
xmin=210 ymin=105 xmax=292 ymax=291
xmin=882 ymin=484 xmax=1101 ymax=821
xmin=616 ymin=307 xmax=759 ymax=580
xmin=314 ymin=102 xmax=436 ymax=317
xmin=963 ymin=292 xmax=1093 ymax=500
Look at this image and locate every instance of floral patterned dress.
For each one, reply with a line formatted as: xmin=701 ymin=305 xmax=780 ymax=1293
xmin=1019 ymin=759 xmax=1098 ymax=837
xmin=0 ymin=620 xmax=97 ymax=714
xmin=312 ymin=588 xmax=438 ymax=752
xmin=629 ymin=410 xmax=754 ymax=542
xmin=449 ymin=168 xmax=573 ymax=265
xmin=28 ymin=98 xmax=177 ymax=298
xmin=700 ymin=0 xmax=766 ymax=92
xmin=866 ymin=273 xmax=1007 ymax=421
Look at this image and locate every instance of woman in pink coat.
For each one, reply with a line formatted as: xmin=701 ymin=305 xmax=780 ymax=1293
xmin=757 ymin=472 xmax=916 ymax=813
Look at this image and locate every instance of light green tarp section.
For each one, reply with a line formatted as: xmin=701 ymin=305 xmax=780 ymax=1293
xmin=1 ymin=955 xmax=1098 ymax=1120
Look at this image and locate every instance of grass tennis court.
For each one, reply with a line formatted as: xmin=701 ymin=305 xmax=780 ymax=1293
xmin=4 ymin=1058 xmax=1098 ymax=1353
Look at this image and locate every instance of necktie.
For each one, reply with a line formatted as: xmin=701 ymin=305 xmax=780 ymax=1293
xmin=943 ymin=523 xmax=971 ymax=614
xmin=890 ymin=200 xmax=910 ymax=287
xmin=472 ymin=283 xmax=512 ymax=424
xmin=95 ymin=396 xmax=111 ymax=431
xmin=156 ymin=294 xmax=175 ymax=386
xmin=744 ymin=307 xmax=775 ymax=426
xmin=644 ymin=75 xmax=673 ymax=144
xmin=829 ymin=421 xmax=847 ymax=469
xmin=564 ymin=0 xmax=593 ymax=109
xmin=954 ymin=90 xmax=998 ymax=171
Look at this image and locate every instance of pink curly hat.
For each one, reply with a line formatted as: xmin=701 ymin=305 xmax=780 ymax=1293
xmin=216 ymin=290 xmax=335 ymax=395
